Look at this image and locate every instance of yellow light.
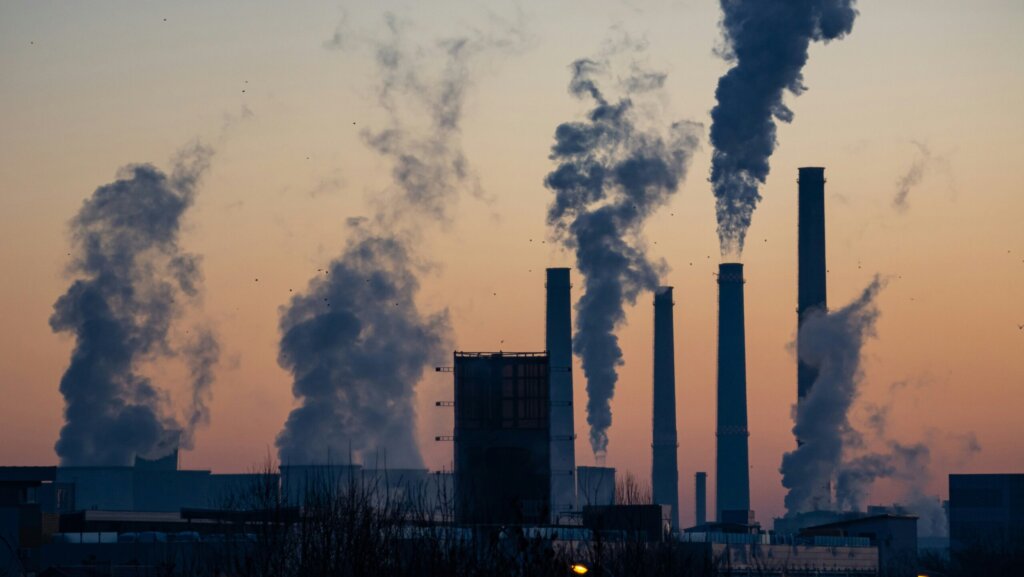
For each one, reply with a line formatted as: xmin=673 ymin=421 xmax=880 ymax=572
xmin=571 ymin=564 xmax=589 ymax=575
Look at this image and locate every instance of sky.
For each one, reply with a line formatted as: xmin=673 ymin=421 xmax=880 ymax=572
xmin=1 ymin=0 xmax=1022 ymax=523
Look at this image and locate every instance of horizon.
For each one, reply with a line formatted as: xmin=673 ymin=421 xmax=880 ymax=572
xmin=1 ymin=0 xmax=1023 ymax=526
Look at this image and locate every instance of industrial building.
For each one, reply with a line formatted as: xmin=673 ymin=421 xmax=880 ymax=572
xmin=799 ymin=514 xmax=919 ymax=575
xmin=681 ymin=519 xmax=880 ymax=575
xmin=949 ymin=473 xmax=1024 ymax=553
xmin=452 ymin=351 xmax=551 ymax=525
xmin=583 ymin=504 xmax=672 ymax=541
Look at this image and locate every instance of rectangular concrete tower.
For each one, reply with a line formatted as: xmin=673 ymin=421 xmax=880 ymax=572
xmin=695 ymin=471 xmax=707 ymax=527
xmin=652 ymin=287 xmax=680 ymax=532
xmin=546 ymin=268 xmax=577 ymax=520
xmin=715 ymin=263 xmax=751 ymax=521
xmin=798 ymin=167 xmax=827 ymax=403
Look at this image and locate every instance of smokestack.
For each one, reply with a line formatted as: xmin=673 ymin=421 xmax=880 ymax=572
xmin=547 ymin=268 xmax=577 ymax=520
xmin=545 ymin=57 xmax=701 ymax=463
xmin=652 ymin=287 xmax=680 ymax=531
xmin=715 ymin=263 xmax=751 ymax=521
xmin=695 ymin=471 xmax=707 ymax=527
xmin=798 ymin=167 xmax=827 ymax=404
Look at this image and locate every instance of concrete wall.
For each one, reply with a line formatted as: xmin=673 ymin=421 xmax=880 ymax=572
xmin=57 ymin=468 xmax=135 ymax=511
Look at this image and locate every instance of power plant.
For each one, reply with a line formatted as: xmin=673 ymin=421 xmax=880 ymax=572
xmin=1 ymin=167 xmax=950 ymax=575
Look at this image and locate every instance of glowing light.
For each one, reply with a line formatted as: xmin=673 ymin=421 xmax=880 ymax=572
xmin=571 ymin=564 xmax=589 ymax=575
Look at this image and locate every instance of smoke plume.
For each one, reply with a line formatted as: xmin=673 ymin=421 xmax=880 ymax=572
xmin=276 ymin=226 xmax=450 ymax=467
xmin=783 ymin=276 xmax=976 ymax=532
xmin=780 ymin=276 xmax=884 ymax=513
xmin=276 ymin=14 xmax=520 ymax=466
xmin=893 ymin=141 xmax=952 ymax=213
xmin=710 ymin=0 xmax=859 ymax=256
xmin=545 ymin=53 xmax=701 ymax=461
xmin=843 ymin=408 xmax=981 ymax=536
xmin=51 ymin=143 xmax=219 ymax=466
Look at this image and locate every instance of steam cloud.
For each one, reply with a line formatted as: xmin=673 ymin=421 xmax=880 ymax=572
xmin=782 ymin=276 xmax=978 ymax=535
xmin=710 ymin=0 xmax=859 ymax=256
xmin=276 ymin=14 xmax=519 ymax=467
xmin=51 ymin=144 xmax=219 ymax=466
xmin=842 ymin=407 xmax=981 ymax=536
xmin=546 ymin=53 xmax=701 ymax=461
xmin=781 ymin=276 xmax=884 ymax=513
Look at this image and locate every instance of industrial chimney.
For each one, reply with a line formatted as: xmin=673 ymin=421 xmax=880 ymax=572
xmin=695 ymin=471 xmax=707 ymax=527
xmin=715 ymin=263 xmax=751 ymax=522
xmin=798 ymin=167 xmax=827 ymax=404
xmin=652 ymin=287 xmax=680 ymax=532
xmin=546 ymin=268 xmax=577 ymax=520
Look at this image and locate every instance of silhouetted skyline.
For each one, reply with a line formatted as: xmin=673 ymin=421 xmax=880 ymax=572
xmin=1 ymin=0 xmax=1022 ymax=524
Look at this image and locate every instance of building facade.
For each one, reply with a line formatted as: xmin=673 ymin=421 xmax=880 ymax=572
xmin=453 ymin=352 xmax=551 ymax=524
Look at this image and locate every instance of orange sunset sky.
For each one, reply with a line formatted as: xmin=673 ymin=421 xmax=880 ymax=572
xmin=1 ymin=0 xmax=1022 ymax=523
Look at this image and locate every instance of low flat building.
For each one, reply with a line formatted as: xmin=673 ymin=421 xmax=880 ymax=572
xmin=679 ymin=531 xmax=878 ymax=575
xmin=800 ymin=514 xmax=918 ymax=576
xmin=583 ymin=504 xmax=671 ymax=541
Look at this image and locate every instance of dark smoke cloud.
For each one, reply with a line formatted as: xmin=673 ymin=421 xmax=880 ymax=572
xmin=781 ymin=276 xmax=884 ymax=513
xmin=276 ymin=226 xmax=450 ymax=467
xmin=545 ymin=52 xmax=701 ymax=461
xmin=276 ymin=14 xmax=522 ymax=466
xmin=51 ymin=143 xmax=219 ymax=466
xmin=710 ymin=0 xmax=859 ymax=256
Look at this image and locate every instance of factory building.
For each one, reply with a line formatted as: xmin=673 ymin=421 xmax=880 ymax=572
xmin=452 ymin=351 xmax=551 ymax=525
xmin=799 ymin=514 xmax=919 ymax=575
xmin=949 ymin=473 xmax=1024 ymax=554
xmin=53 ymin=465 xmax=270 ymax=513
xmin=682 ymin=518 xmax=880 ymax=575
xmin=583 ymin=504 xmax=672 ymax=542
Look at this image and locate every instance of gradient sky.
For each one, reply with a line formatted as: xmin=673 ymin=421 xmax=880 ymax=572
xmin=1 ymin=0 xmax=1022 ymax=523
